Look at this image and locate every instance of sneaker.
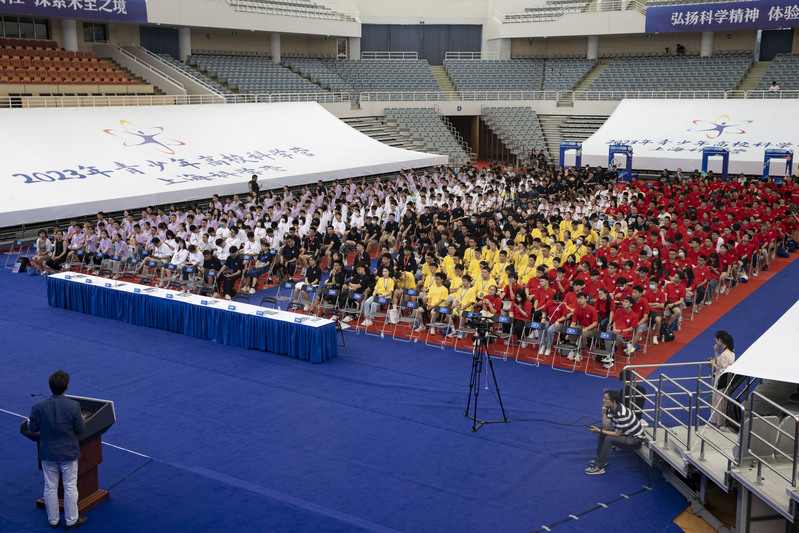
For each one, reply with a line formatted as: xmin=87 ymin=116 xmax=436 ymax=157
xmin=544 ymin=348 xmax=552 ymax=356
xmin=653 ymin=336 xmax=659 ymax=345
xmin=624 ymin=343 xmax=635 ymax=355
xmin=415 ymin=326 xmax=426 ymax=333
xmin=704 ymin=300 xmax=712 ymax=306
xmin=600 ymin=355 xmax=613 ymax=363
xmin=457 ymin=332 xmax=464 ymax=340
xmin=342 ymin=315 xmax=353 ymax=323
xmin=429 ymin=327 xmax=436 ymax=334
xmin=248 ymin=287 xmax=256 ymax=294
xmin=224 ymin=294 xmax=231 ymax=300
xmin=567 ymin=350 xmax=576 ymax=360
xmin=447 ymin=331 xmax=457 ymax=338
xmin=304 ymin=305 xmax=310 ymax=312
xmin=588 ymin=459 xmax=598 ymax=467
xmin=504 ymin=339 xmax=510 ymax=346
xmin=574 ymin=355 xmax=582 ymax=363
xmin=362 ymin=319 xmax=373 ymax=327
xmin=584 ymin=465 xmax=605 ymax=475
xmin=213 ymin=292 xmax=221 ymax=298
xmin=602 ymin=361 xmax=615 ymax=369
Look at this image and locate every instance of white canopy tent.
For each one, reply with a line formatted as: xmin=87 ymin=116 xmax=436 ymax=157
xmin=723 ymin=299 xmax=799 ymax=385
xmin=578 ymin=99 xmax=799 ymax=176
xmin=0 ymin=102 xmax=447 ymax=227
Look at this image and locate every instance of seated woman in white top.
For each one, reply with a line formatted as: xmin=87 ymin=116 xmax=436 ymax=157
xmin=160 ymin=238 xmax=189 ymax=287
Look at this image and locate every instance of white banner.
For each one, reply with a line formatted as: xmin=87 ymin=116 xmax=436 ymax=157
xmin=580 ymin=99 xmax=798 ymax=176
xmin=0 ymin=102 xmax=446 ymax=227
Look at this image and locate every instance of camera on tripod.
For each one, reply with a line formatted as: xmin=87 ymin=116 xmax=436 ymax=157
xmin=465 ymin=314 xmax=494 ymax=344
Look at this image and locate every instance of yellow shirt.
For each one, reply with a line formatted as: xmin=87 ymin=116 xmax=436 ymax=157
xmin=421 ymin=262 xmax=435 ymax=280
xmin=514 ymin=232 xmax=528 ymax=245
xmin=396 ymin=271 xmax=416 ymax=290
xmin=482 ymin=246 xmax=499 ymax=267
xmin=531 ymin=228 xmax=544 ymax=240
xmin=449 ymin=275 xmax=463 ymax=292
xmin=463 ymin=247 xmax=478 ymax=266
xmin=474 ymin=277 xmax=497 ymax=299
xmin=374 ymin=277 xmax=394 ymax=296
xmin=535 ymin=254 xmax=555 ymax=271
xmin=454 ymin=286 xmax=476 ymax=312
xmin=427 ymin=284 xmax=449 ymax=307
xmin=422 ymin=272 xmax=438 ymax=292
xmin=491 ymin=261 xmax=510 ymax=286
xmin=441 ymin=255 xmax=457 ymax=280
xmin=518 ymin=262 xmax=537 ymax=284
xmin=468 ymin=260 xmax=483 ymax=281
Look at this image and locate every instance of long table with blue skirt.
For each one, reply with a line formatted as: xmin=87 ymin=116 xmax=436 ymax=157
xmin=46 ymin=272 xmax=337 ymax=363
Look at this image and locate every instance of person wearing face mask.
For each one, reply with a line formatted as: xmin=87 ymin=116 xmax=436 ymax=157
xmin=506 ymin=287 xmax=533 ymax=342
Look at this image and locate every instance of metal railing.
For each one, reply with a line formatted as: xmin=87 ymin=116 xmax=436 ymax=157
xmin=359 ymin=90 xmax=562 ymax=102
xmin=693 ymin=376 xmax=745 ymax=469
xmin=444 ymin=51 xmax=500 ymax=61
xmin=0 ymin=92 xmax=352 ymax=109
xmin=221 ymin=0 xmax=359 ymax=22
xmin=497 ymin=0 xmax=645 ymax=22
xmin=360 ymin=51 xmax=418 ymax=61
xmin=99 ymin=42 xmax=185 ymax=92
xmin=656 ymin=374 xmax=696 ymax=453
xmin=124 ymin=44 xmax=226 ymax=99
xmin=747 ymin=392 xmax=799 ymax=487
xmin=624 ymin=362 xmax=715 ymax=444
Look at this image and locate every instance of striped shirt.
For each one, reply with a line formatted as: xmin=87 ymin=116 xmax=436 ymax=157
xmin=609 ymin=404 xmax=644 ymax=438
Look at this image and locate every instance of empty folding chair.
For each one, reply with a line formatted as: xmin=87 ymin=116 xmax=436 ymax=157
xmin=424 ymin=306 xmax=453 ymax=349
xmin=339 ymin=292 xmax=364 ymax=332
xmin=490 ymin=315 xmax=514 ymax=360
xmin=515 ymin=320 xmax=545 ymax=367
xmin=392 ymin=299 xmax=420 ymax=342
xmin=551 ymin=325 xmax=583 ymax=373
xmin=453 ymin=310 xmax=480 ymax=354
xmin=137 ymin=260 xmax=159 ymax=286
xmin=314 ymin=285 xmax=340 ymax=318
xmin=584 ymin=330 xmax=623 ymax=378
xmin=116 ymin=257 xmax=140 ymax=281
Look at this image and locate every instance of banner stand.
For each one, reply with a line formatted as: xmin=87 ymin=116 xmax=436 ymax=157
xmin=763 ymin=149 xmax=793 ymax=183
xmin=559 ymin=142 xmax=582 ymax=169
xmin=701 ymin=147 xmax=730 ymax=181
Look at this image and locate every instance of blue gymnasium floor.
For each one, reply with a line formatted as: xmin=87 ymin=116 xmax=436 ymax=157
xmin=1 ymin=255 xmax=797 ymax=533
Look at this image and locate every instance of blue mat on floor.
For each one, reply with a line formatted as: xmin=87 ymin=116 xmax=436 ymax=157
xmin=7 ymin=258 xmax=769 ymax=532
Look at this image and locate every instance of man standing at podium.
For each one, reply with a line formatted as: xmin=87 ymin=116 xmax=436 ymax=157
xmin=28 ymin=370 xmax=88 ymax=530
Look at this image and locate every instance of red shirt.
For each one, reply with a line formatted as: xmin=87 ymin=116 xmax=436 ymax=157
xmin=525 ymin=276 xmax=541 ymax=293
xmin=648 ymin=289 xmax=666 ymax=314
xmin=533 ymin=287 xmax=555 ymax=309
xmin=544 ymin=300 xmax=569 ymax=324
xmin=572 ymin=304 xmax=599 ymax=328
xmin=502 ymin=283 xmax=522 ymax=301
xmin=691 ymin=266 xmax=712 ymax=288
xmin=613 ymin=307 xmax=639 ymax=339
xmin=593 ymin=296 xmax=613 ymax=320
xmin=510 ymin=299 xmax=533 ymax=320
xmin=483 ymin=295 xmax=502 ymax=314
xmin=563 ymin=291 xmax=579 ymax=310
xmin=631 ymin=297 xmax=649 ymax=322
xmin=664 ymin=282 xmax=686 ymax=303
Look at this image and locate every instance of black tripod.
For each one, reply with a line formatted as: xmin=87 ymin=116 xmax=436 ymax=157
xmin=465 ymin=329 xmax=508 ymax=432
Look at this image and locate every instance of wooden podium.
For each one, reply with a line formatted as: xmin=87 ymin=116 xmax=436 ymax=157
xmin=22 ymin=395 xmax=116 ymax=514
xmin=34 ymin=436 xmax=109 ymax=514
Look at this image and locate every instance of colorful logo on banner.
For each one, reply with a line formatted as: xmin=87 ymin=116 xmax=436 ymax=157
xmin=688 ymin=115 xmax=753 ymax=139
xmin=103 ymin=120 xmax=186 ymax=155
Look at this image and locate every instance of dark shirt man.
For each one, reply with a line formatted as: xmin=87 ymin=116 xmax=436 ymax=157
xmin=28 ymin=370 xmax=87 ymax=530
xmin=219 ymin=246 xmax=245 ymax=298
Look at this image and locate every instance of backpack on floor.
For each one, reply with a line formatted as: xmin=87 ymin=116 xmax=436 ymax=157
xmin=660 ymin=322 xmax=675 ymax=343
xmin=777 ymin=246 xmax=790 ymax=258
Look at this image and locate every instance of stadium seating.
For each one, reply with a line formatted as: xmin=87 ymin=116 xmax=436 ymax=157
xmin=481 ymin=107 xmax=547 ymax=161
xmin=224 ymin=0 xmax=356 ymax=21
xmin=159 ymin=53 xmax=235 ymax=95
xmin=282 ymin=57 xmax=354 ymax=93
xmin=188 ymin=53 xmax=329 ymax=96
xmin=504 ymin=0 xmax=590 ymax=22
xmin=0 ymin=37 xmax=134 ymax=85
xmin=754 ymin=53 xmax=799 ymax=92
xmin=444 ymin=59 xmax=545 ymax=92
xmin=443 ymin=58 xmax=594 ymax=94
xmin=323 ymin=59 xmax=442 ymax=96
xmin=578 ymin=54 xmax=752 ymax=98
xmin=384 ymin=107 xmax=470 ymax=165
xmin=646 ymin=0 xmax=746 ymax=6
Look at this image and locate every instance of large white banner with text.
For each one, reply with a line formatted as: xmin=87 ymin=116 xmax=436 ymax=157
xmin=579 ymin=99 xmax=798 ymax=176
xmin=0 ymin=102 xmax=447 ymax=227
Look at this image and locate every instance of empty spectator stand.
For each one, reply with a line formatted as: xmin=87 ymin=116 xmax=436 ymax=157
xmin=0 ymin=37 xmax=135 ymax=86
xmin=755 ymin=53 xmax=799 ymax=92
xmin=282 ymin=57 xmax=354 ymax=94
xmin=323 ymin=59 xmax=442 ymax=97
xmin=444 ymin=59 xmax=545 ymax=93
xmin=646 ymin=0 xmax=748 ymax=5
xmin=578 ymin=53 xmax=752 ymax=99
xmin=188 ymin=53 xmax=331 ymax=98
xmin=503 ymin=0 xmax=590 ymax=22
xmin=222 ymin=0 xmax=357 ymax=21
xmin=481 ymin=107 xmax=548 ymax=163
xmin=160 ymin=53 xmax=235 ymax=96
xmin=384 ymin=107 xmax=471 ymax=166
xmin=543 ymin=57 xmax=596 ymax=92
